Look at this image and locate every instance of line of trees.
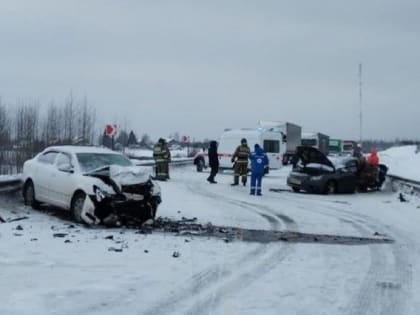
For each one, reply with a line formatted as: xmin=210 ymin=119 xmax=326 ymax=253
xmin=0 ymin=94 xmax=96 ymax=174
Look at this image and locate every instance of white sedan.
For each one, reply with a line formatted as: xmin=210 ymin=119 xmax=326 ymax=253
xmin=22 ymin=146 xmax=161 ymax=225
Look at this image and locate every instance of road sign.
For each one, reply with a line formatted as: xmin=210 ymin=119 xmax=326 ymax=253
xmin=105 ymin=124 xmax=117 ymax=137
xmin=182 ymin=135 xmax=190 ymax=143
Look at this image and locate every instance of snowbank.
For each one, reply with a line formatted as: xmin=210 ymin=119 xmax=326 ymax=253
xmin=379 ymin=145 xmax=420 ymax=181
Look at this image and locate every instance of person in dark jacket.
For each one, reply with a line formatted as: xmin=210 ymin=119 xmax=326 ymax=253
xmin=207 ymin=140 xmax=219 ymax=183
xmin=249 ymin=144 xmax=269 ymax=195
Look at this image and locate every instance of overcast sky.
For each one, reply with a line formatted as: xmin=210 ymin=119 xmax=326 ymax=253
xmin=1 ymin=0 xmax=419 ymax=141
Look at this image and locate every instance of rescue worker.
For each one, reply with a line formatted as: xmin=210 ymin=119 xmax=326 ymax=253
xmin=231 ymin=138 xmax=250 ymax=186
xmin=367 ymin=148 xmax=379 ymax=165
xmin=249 ymin=144 xmax=269 ymax=195
xmin=367 ymin=147 xmax=380 ymax=187
xmin=353 ymin=144 xmax=366 ymax=172
xmin=153 ymin=138 xmax=171 ymax=180
xmin=207 ymin=140 xmax=219 ymax=184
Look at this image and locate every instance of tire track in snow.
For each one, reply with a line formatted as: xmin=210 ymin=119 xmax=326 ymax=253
xmin=142 ymin=181 xmax=297 ymax=315
xmin=278 ymin=193 xmax=412 ymax=315
xmin=181 ymin=182 xmax=296 ymax=315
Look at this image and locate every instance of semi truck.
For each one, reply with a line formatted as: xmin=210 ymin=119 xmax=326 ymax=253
xmin=328 ymin=139 xmax=343 ymax=155
xmin=258 ymin=121 xmax=302 ymax=165
xmin=301 ymin=132 xmax=330 ymax=155
xmin=343 ymin=140 xmax=357 ymax=156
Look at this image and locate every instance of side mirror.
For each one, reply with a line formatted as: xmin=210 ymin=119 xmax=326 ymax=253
xmin=58 ymin=163 xmax=74 ymax=173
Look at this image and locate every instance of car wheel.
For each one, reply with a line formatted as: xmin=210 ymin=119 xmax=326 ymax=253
xmin=71 ymin=192 xmax=86 ymax=223
xmin=23 ymin=180 xmax=41 ymax=210
xmin=324 ymin=181 xmax=337 ymax=195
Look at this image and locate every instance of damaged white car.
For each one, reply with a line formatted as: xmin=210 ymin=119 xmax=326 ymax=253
xmin=22 ymin=146 xmax=161 ymax=226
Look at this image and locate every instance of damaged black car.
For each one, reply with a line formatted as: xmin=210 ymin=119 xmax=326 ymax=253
xmin=287 ymin=146 xmax=388 ymax=194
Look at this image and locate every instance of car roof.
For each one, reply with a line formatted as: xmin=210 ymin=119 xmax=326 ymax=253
xmin=43 ymin=146 xmax=119 ymax=155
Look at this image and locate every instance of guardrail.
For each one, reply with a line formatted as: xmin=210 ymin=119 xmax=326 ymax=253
xmin=131 ymin=158 xmax=194 ymax=167
xmin=0 ymin=178 xmax=22 ymax=194
xmin=387 ymin=174 xmax=420 ymax=193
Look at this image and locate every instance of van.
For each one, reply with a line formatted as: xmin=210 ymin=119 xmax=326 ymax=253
xmin=218 ymin=128 xmax=284 ymax=170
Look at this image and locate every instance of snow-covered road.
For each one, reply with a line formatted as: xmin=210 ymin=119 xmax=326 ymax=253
xmin=1 ymin=166 xmax=419 ymax=315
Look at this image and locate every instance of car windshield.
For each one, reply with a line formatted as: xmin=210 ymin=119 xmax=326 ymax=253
xmin=76 ymin=153 xmax=132 ymax=172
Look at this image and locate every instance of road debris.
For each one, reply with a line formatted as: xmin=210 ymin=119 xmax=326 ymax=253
xmin=53 ymin=233 xmax=68 ymax=238
xmin=7 ymin=216 xmax=29 ymax=223
xmin=108 ymin=247 xmax=123 ymax=252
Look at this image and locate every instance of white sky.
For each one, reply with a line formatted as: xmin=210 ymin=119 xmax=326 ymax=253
xmin=1 ymin=0 xmax=419 ymax=141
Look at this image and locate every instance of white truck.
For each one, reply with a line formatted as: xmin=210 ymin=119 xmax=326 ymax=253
xmin=301 ymin=132 xmax=330 ymax=155
xmin=218 ymin=128 xmax=285 ymax=170
xmin=258 ymin=121 xmax=302 ymax=165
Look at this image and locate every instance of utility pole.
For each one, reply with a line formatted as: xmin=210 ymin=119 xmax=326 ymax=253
xmin=359 ymin=62 xmax=363 ymax=147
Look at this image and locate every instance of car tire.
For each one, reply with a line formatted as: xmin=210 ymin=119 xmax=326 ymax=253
xmin=23 ymin=180 xmax=41 ymax=210
xmin=324 ymin=181 xmax=337 ymax=195
xmin=71 ymin=192 xmax=86 ymax=223
xmin=292 ymin=187 xmax=300 ymax=193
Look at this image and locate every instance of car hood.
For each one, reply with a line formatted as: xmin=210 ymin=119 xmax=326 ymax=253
xmin=85 ymin=165 xmax=153 ymax=187
xmin=294 ymin=146 xmax=335 ymax=170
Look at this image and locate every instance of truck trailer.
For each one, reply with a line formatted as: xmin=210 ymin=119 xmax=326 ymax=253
xmin=301 ymin=132 xmax=330 ymax=155
xmin=258 ymin=121 xmax=302 ymax=165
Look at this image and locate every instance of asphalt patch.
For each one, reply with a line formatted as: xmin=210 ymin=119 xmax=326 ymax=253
xmin=149 ymin=217 xmax=394 ymax=245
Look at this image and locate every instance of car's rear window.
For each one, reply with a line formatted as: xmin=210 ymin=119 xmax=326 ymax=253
xmin=76 ymin=153 xmax=132 ymax=172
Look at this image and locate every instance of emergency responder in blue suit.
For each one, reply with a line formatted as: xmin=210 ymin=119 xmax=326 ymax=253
xmin=249 ymin=144 xmax=269 ymax=195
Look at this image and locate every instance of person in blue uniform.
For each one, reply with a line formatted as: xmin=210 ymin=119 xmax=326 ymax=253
xmin=249 ymin=144 xmax=269 ymax=195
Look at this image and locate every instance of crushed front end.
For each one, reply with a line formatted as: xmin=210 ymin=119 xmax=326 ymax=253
xmin=85 ymin=166 xmax=161 ymax=226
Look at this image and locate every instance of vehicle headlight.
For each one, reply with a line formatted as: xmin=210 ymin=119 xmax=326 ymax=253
xmin=311 ymin=176 xmax=323 ymax=181
xmin=93 ymin=185 xmax=108 ymax=202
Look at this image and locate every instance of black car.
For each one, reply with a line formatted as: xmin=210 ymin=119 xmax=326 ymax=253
xmin=287 ymin=146 xmax=387 ymax=194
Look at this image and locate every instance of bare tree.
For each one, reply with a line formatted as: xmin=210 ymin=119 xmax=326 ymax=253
xmin=42 ymin=102 xmax=63 ymax=145
xmin=63 ymin=92 xmax=75 ymax=143
xmin=77 ymin=96 xmax=96 ymax=145
xmin=14 ymin=102 xmax=40 ymax=172
xmin=0 ymin=100 xmax=11 ymax=147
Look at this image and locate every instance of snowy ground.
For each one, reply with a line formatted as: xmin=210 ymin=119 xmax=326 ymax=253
xmin=1 ymin=160 xmax=420 ymax=315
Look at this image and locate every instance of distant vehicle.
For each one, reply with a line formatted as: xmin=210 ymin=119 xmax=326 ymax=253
xmin=328 ymin=139 xmax=343 ymax=155
xmin=193 ymin=148 xmax=208 ymax=172
xmin=287 ymin=146 xmax=387 ymax=194
xmin=22 ymin=146 xmax=161 ymax=226
xmin=342 ymin=140 xmax=357 ymax=156
xmin=258 ymin=121 xmax=302 ymax=165
xmin=301 ymin=132 xmax=330 ymax=155
xmin=217 ymin=128 xmax=283 ymax=170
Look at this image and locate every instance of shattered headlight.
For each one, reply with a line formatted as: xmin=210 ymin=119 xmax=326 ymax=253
xmin=93 ymin=185 xmax=109 ymax=202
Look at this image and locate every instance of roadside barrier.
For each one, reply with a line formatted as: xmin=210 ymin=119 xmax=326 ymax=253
xmin=0 ymin=178 xmax=22 ymax=194
xmin=387 ymin=174 xmax=420 ymax=194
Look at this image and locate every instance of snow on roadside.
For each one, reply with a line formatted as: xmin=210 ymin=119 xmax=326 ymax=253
xmin=379 ymin=145 xmax=420 ymax=181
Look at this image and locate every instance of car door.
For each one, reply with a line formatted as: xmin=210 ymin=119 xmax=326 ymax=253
xmin=34 ymin=151 xmax=59 ymax=203
xmin=48 ymin=152 xmax=76 ymax=209
xmin=336 ymin=160 xmax=358 ymax=192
